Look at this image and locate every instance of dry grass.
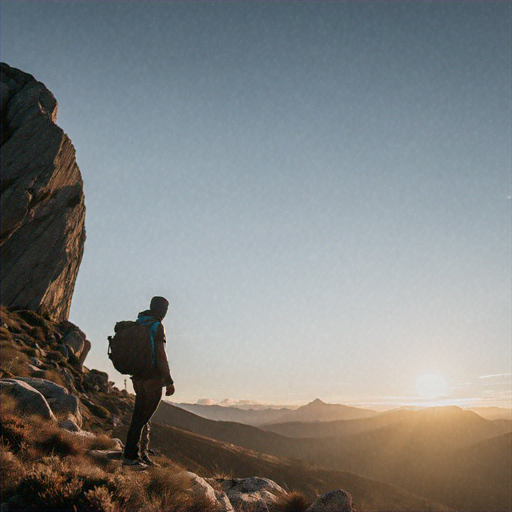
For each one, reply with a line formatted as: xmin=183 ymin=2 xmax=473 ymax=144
xmin=271 ymin=490 xmax=310 ymax=512
xmin=0 ymin=341 xmax=30 ymax=376
xmin=0 ymin=306 xmax=28 ymax=333
xmin=16 ymin=309 xmax=59 ymax=338
xmin=88 ymin=433 xmax=121 ymax=451
xmin=42 ymin=368 xmax=67 ymax=387
xmin=210 ymin=464 xmax=235 ymax=480
xmin=0 ymin=325 xmax=13 ymax=341
xmin=0 ymin=306 xmax=60 ymax=348
xmin=0 ymin=405 xmax=224 ymax=512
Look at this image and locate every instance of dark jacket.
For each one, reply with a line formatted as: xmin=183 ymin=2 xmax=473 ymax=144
xmin=133 ymin=310 xmax=174 ymax=386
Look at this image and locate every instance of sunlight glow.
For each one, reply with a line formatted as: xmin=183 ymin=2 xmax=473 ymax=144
xmin=416 ymin=373 xmax=448 ymax=399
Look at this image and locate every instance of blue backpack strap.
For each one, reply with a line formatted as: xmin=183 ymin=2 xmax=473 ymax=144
xmin=136 ymin=316 xmax=160 ymax=366
xmin=148 ymin=321 xmax=159 ymax=365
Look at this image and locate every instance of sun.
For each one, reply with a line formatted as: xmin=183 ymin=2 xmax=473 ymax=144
xmin=415 ymin=373 xmax=448 ymax=399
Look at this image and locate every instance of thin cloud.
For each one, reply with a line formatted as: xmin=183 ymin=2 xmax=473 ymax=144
xmin=478 ymin=373 xmax=512 ymax=379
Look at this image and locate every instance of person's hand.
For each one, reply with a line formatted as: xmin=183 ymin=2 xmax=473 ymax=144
xmin=165 ymin=383 xmax=175 ymax=396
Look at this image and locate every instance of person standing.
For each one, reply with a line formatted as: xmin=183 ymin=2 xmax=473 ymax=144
xmin=123 ymin=296 xmax=175 ymax=467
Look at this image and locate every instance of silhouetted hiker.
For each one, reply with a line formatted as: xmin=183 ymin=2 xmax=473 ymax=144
xmin=123 ymin=296 xmax=175 ymax=468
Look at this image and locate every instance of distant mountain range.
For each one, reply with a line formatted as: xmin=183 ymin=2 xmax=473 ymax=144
xmin=171 ymin=399 xmax=512 ymax=425
xmin=468 ymin=406 xmax=512 ymax=421
xmin=170 ymin=398 xmax=378 ymax=426
xmin=153 ymin=402 xmax=511 ymax=512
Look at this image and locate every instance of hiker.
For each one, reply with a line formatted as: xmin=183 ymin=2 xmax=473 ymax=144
xmin=123 ymin=296 xmax=175 ymax=467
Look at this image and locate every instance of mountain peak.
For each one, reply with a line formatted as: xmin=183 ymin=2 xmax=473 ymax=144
xmin=309 ymin=398 xmax=327 ymax=406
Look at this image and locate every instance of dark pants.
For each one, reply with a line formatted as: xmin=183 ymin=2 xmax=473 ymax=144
xmin=124 ymin=377 xmax=162 ymax=460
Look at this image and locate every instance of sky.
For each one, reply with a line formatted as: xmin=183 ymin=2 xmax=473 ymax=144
xmin=1 ymin=0 xmax=511 ymax=409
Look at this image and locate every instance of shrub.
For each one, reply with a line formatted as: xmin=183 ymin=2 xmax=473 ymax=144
xmin=1 ymin=341 xmax=29 ymax=365
xmin=82 ymin=486 xmax=118 ymax=512
xmin=87 ymin=433 xmax=120 ymax=451
xmin=0 ymin=412 xmax=32 ymax=454
xmin=0 ymin=448 xmax=26 ymax=495
xmin=36 ymin=430 xmax=86 ymax=458
xmin=271 ymin=490 xmax=310 ymax=512
xmin=15 ymin=309 xmax=56 ymax=335
xmin=0 ymin=326 xmax=12 ymax=341
xmin=47 ymin=350 xmax=65 ymax=362
xmin=83 ymin=399 xmax=111 ymax=420
xmin=43 ymin=368 xmax=67 ymax=387
xmin=0 ymin=306 xmax=27 ymax=333
xmin=20 ymin=346 xmax=37 ymax=357
xmin=29 ymin=326 xmax=46 ymax=343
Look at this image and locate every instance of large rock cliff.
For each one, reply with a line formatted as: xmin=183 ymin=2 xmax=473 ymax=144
xmin=0 ymin=63 xmax=85 ymax=321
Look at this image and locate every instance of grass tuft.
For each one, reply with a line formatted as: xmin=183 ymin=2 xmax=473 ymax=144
xmin=271 ymin=490 xmax=311 ymax=512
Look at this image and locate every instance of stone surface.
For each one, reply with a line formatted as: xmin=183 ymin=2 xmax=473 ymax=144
xmin=59 ymin=418 xmax=81 ymax=432
xmin=83 ymin=368 xmax=110 ymax=393
xmin=0 ymin=63 xmax=86 ymax=322
xmin=214 ymin=491 xmax=235 ymax=512
xmin=218 ymin=477 xmax=286 ymax=512
xmin=29 ymin=357 xmax=43 ymax=367
xmin=12 ymin=376 xmax=82 ymax=426
xmin=62 ymin=329 xmax=91 ymax=364
xmin=58 ymin=367 xmax=78 ymax=394
xmin=68 ymin=429 xmax=95 ymax=440
xmin=220 ymin=477 xmax=286 ymax=496
xmin=0 ymin=379 xmax=56 ymax=420
xmin=88 ymin=449 xmax=124 ymax=461
xmin=306 ymin=490 xmax=354 ymax=512
xmin=182 ymin=473 xmax=234 ymax=512
xmin=185 ymin=472 xmax=220 ymax=508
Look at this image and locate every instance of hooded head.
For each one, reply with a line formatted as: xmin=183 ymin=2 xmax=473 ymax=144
xmin=150 ymin=296 xmax=169 ymax=320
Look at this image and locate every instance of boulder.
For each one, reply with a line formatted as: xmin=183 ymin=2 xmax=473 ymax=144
xmin=57 ymin=344 xmax=69 ymax=358
xmin=220 ymin=477 xmax=285 ymax=495
xmin=62 ymin=329 xmax=90 ymax=364
xmin=215 ymin=492 xmax=235 ymax=512
xmin=27 ymin=364 xmax=45 ymax=376
xmin=68 ymin=429 xmax=95 ymax=440
xmin=218 ymin=478 xmax=285 ymax=512
xmin=59 ymin=418 xmax=81 ymax=432
xmin=0 ymin=379 xmax=56 ymax=420
xmin=185 ymin=473 xmax=219 ymax=507
xmin=29 ymin=357 xmax=43 ymax=367
xmin=83 ymin=369 xmax=110 ymax=393
xmin=0 ymin=63 xmax=86 ymax=322
xmin=12 ymin=377 xmax=82 ymax=426
xmin=58 ymin=367 xmax=78 ymax=394
xmin=306 ymin=490 xmax=354 ymax=512
xmin=184 ymin=473 xmax=233 ymax=512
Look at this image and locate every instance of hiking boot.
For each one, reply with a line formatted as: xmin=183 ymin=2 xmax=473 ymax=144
xmin=122 ymin=457 xmax=148 ymax=470
xmin=141 ymin=453 xmax=160 ymax=467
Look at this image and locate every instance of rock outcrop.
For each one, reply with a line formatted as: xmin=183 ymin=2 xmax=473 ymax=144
xmin=61 ymin=326 xmax=91 ymax=365
xmin=0 ymin=376 xmax=82 ymax=426
xmin=0 ymin=63 xmax=85 ymax=322
xmin=217 ymin=477 xmax=286 ymax=511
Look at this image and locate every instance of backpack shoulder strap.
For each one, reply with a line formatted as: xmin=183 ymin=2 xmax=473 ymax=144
xmin=136 ymin=317 xmax=160 ymax=365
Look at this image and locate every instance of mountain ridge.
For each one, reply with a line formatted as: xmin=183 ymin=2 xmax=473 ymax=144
xmin=171 ymin=398 xmax=378 ymax=426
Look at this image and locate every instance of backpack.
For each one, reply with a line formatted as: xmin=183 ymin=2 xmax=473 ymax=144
xmin=107 ymin=318 xmax=160 ymax=376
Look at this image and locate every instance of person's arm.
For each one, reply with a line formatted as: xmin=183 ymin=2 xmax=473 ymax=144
xmin=154 ymin=324 xmax=174 ymax=388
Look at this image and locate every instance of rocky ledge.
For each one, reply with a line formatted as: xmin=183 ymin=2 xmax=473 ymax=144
xmin=1 ymin=63 xmax=86 ymax=322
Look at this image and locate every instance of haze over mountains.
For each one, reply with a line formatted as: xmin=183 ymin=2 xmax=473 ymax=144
xmin=161 ymin=400 xmax=511 ymax=512
xmin=172 ymin=398 xmax=377 ymax=426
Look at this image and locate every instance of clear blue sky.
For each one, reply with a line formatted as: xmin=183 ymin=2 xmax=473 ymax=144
xmin=1 ymin=1 xmax=510 ymax=408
